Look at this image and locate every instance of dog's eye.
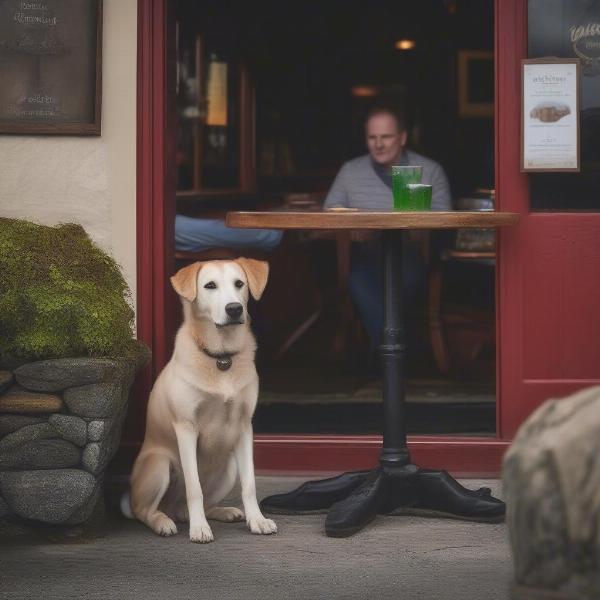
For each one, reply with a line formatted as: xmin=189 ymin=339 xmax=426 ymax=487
xmin=234 ymin=280 xmax=244 ymax=289
xmin=204 ymin=281 xmax=217 ymax=289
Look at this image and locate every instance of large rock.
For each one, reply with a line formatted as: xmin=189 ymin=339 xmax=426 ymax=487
xmin=503 ymin=386 xmax=600 ymax=600
xmin=0 ymin=469 xmax=98 ymax=524
xmin=49 ymin=414 xmax=87 ymax=447
xmin=0 ymin=415 xmax=46 ymax=437
xmin=0 ymin=386 xmax=63 ymax=414
xmin=0 ymin=439 xmax=80 ymax=470
xmin=14 ymin=358 xmax=119 ymax=393
xmin=63 ymin=382 xmax=124 ymax=418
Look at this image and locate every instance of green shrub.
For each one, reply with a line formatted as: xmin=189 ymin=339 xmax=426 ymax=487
xmin=0 ymin=218 xmax=136 ymax=363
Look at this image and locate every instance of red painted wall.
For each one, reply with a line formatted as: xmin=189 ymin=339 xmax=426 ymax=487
xmin=496 ymin=0 xmax=600 ymax=438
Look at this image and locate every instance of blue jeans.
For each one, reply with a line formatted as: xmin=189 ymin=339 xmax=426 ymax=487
xmin=175 ymin=215 xmax=283 ymax=252
xmin=349 ymin=239 xmax=425 ymax=350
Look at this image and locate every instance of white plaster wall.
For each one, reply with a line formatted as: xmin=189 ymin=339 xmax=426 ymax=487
xmin=0 ymin=0 xmax=138 ymax=317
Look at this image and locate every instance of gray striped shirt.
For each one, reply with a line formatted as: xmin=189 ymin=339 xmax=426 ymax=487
xmin=324 ymin=150 xmax=452 ymax=211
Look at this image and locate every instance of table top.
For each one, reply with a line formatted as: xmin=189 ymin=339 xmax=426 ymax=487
xmin=226 ymin=210 xmax=519 ymax=230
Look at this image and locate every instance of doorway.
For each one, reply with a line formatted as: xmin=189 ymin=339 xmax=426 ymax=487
xmin=132 ymin=0 xmax=600 ymax=474
xmin=173 ymin=0 xmax=497 ymax=436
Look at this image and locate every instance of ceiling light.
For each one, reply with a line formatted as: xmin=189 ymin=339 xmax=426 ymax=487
xmin=351 ymin=86 xmax=379 ymax=97
xmin=395 ymin=39 xmax=416 ymax=51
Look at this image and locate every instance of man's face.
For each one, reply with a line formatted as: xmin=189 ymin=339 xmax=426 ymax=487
xmin=365 ymin=113 xmax=407 ymax=167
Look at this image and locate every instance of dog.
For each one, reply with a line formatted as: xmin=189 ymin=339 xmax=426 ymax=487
xmin=123 ymin=258 xmax=277 ymax=543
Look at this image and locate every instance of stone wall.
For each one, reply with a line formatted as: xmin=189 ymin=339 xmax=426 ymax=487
xmin=0 ymin=353 xmax=145 ymax=527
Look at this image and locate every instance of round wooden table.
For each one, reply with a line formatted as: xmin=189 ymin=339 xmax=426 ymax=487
xmin=227 ymin=209 xmax=519 ymax=537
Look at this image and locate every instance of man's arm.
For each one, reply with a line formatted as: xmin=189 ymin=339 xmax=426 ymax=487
xmin=323 ymin=164 xmax=349 ymax=208
xmin=430 ymin=164 xmax=452 ymax=211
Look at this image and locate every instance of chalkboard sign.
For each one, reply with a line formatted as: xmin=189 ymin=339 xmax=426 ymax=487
xmin=0 ymin=0 xmax=102 ymax=135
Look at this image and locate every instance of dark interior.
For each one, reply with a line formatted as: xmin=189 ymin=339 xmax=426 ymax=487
xmin=174 ymin=0 xmax=497 ymax=436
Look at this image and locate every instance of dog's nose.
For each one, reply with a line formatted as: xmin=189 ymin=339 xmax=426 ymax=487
xmin=225 ymin=303 xmax=243 ymax=319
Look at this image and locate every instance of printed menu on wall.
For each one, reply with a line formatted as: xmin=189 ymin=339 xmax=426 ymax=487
xmin=522 ymin=59 xmax=580 ymax=172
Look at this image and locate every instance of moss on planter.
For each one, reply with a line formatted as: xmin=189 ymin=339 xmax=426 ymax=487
xmin=0 ymin=218 xmax=136 ymax=363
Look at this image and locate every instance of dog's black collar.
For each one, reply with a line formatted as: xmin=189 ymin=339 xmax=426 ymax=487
xmin=201 ymin=347 xmax=238 ymax=371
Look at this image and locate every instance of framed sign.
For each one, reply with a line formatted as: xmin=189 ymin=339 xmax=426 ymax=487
xmin=458 ymin=50 xmax=494 ymax=118
xmin=521 ymin=58 xmax=580 ymax=172
xmin=0 ymin=0 xmax=102 ymax=135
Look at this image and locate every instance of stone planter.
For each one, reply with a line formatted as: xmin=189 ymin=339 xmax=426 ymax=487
xmin=503 ymin=386 xmax=600 ymax=600
xmin=0 ymin=346 xmax=148 ymax=533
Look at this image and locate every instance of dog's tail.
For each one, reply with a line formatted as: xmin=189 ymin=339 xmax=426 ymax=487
xmin=120 ymin=490 xmax=134 ymax=520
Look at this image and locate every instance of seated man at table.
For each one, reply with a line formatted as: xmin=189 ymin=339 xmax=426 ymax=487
xmin=324 ymin=105 xmax=452 ymax=353
xmin=175 ymin=214 xmax=283 ymax=253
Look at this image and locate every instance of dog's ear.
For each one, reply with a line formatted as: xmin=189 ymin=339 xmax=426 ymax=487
xmin=170 ymin=262 xmax=205 ymax=302
xmin=235 ymin=258 xmax=269 ymax=300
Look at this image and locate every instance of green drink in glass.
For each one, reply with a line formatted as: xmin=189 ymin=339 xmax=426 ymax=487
xmin=406 ymin=183 xmax=433 ymax=210
xmin=391 ymin=165 xmax=423 ymax=210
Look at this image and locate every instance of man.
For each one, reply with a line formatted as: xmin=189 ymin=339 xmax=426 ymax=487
xmin=324 ymin=106 xmax=452 ymax=352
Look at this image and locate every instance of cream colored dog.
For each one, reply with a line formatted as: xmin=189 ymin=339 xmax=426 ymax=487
xmin=125 ymin=258 xmax=277 ymax=543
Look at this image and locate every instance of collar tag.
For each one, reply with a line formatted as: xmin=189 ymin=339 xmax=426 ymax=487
xmin=216 ymin=356 xmax=232 ymax=371
xmin=201 ymin=346 xmax=236 ymax=371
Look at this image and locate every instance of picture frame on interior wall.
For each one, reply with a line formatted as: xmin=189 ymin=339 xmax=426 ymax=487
xmin=521 ymin=58 xmax=580 ymax=172
xmin=458 ymin=50 xmax=494 ymax=118
xmin=0 ymin=0 xmax=102 ymax=135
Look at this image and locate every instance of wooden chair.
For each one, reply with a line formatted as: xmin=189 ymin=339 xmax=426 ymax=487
xmin=428 ymin=248 xmax=496 ymax=375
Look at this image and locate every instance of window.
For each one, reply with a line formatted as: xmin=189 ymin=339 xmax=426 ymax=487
xmin=528 ymin=0 xmax=600 ymax=211
xmin=176 ymin=23 xmax=255 ymax=196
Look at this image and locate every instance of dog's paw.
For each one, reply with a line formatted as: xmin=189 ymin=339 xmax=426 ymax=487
xmin=247 ymin=515 xmax=278 ymax=535
xmin=189 ymin=521 xmax=214 ymax=543
xmin=152 ymin=514 xmax=178 ymax=537
xmin=206 ymin=506 xmax=245 ymax=523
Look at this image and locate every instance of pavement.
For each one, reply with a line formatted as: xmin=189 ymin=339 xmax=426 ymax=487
xmin=0 ymin=475 xmax=513 ymax=600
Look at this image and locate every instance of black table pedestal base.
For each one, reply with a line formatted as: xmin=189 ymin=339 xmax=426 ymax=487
xmin=259 ymin=230 xmax=505 ymax=537
xmin=260 ymin=466 xmax=505 ymax=538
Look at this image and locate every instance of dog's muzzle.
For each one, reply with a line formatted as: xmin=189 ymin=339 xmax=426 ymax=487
xmin=225 ymin=302 xmax=243 ymax=319
xmin=217 ymin=302 xmax=244 ymax=327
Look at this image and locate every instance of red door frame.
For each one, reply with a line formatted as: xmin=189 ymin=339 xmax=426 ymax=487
xmin=130 ymin=0 xmax=531 ymax=476
xmin=496 ymin=0 xmax=600 ymax=437
xmin=122 ymin=0 xmax=177 ymax=458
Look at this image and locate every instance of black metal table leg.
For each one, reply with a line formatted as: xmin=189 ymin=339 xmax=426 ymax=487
xmin=260 ymin=230 xmax=505 ymax=537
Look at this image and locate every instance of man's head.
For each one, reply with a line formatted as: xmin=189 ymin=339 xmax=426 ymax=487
xmin=365 ymin=107 xmax=408 ymax=167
